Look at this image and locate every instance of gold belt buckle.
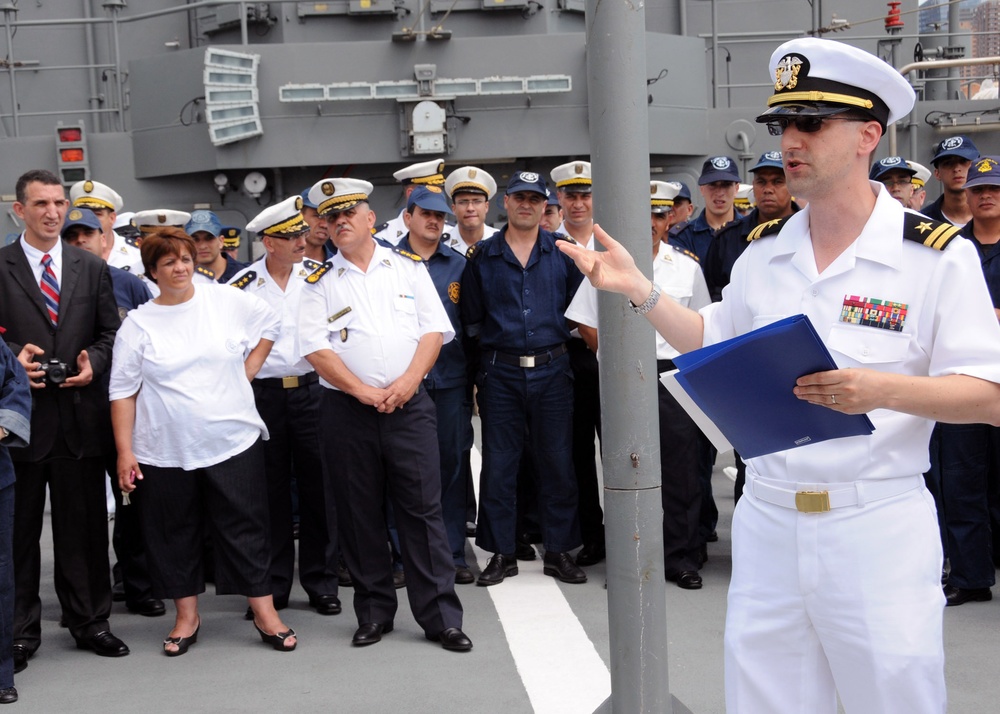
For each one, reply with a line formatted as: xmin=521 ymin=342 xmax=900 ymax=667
xmin=281 ymin=376 xmax=300 ymax=389
xmin=795 ymin=490 xmax=831 ymax=513
xmin=519 ymin=355 xmax=535 ymax=368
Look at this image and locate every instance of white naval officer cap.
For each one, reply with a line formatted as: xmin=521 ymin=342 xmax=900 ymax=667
xmin=69 ymin=180 xmax=124 ymax=212
xmin=444 ymin=166 xmax=497 ymax=200
xmin=247 ymin=195 xmax=309 ymax=237
xmin=307 ymin=178 xmax=374 ymax=216
xmin=392 ymin=158 xmax=446 ymax=186
xmin=734 ymin=183 xmax=754 ymax=210
xmin=755 ymin=37 xmax=915 ymax=129
xmin=907 ymin=160 xmax=932 ymax=188
xmin=650 ymin=181 xmax=679 ymax=213
xmin=132 ymin=209 xmax=192 ymax=235
xmin=550 ymin=161 xmax=593 ymax=193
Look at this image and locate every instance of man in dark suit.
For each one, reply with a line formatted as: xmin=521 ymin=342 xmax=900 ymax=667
xmin=1 ymin=170 xmax=126 ymax=671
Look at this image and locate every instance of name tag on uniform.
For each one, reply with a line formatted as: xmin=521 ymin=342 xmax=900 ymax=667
xmin=328 ymin=306 xmax=352 ymax=323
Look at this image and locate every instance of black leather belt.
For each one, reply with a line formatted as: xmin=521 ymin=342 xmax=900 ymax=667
xmin=491 ymin=343 xmax=568 ymax=368
xmin=254 ymin=373 xmax=319 ymax=389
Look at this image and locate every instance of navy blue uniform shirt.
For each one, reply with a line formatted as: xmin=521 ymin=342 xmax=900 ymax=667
xmin=399 ymin=233 xmax=468 ymax=390
xmin=668 ymin=209 xmax=738 ymax=265
xmin=109 ymin=265 xmax=152 ymax=314
xmin=962 ymin=220 xmax=1000 ymax=308
xmin=461 ymin=226 xmax=583 ymax=354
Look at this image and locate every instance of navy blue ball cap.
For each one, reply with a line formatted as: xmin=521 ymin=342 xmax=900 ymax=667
xmin=931 ymin=136 xmax=979 ymax=166
xmin=750 ymin=151 xmax=784 ymax=173
xmin=869 ymin=156 xmax=916 ymax=182
xmin=505 ymin=171 xmax=548 ymax=196
xmin=407 ymin=185 xmax=454 ymax=215
xmin=62 ymin=207 xmax=102 ymax=234
xmin=300 ymin=188 xmax=318 ymax=210
xmin=698 ymin=156 xmax=740 ymax=185
xmin=185 ymin=210 xmax=223 ymax=237
xmin=545 ymin=188 xmax=560 ymax=206
xmin=964 ymin=156 xmax=1000 ymax=189
xmin=667 ymin=180 xmax=692 ymax=201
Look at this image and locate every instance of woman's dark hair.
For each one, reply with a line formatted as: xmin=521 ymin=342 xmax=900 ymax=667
xmin=140 ymin=227 xmax=196 ymax=285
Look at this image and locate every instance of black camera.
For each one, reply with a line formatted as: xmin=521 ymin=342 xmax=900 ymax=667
xmin=38 ymin=359 xmax=71 ymax=386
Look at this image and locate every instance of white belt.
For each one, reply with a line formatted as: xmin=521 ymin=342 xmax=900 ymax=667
xmin=750 ymin=475 xmax=923 ymax=513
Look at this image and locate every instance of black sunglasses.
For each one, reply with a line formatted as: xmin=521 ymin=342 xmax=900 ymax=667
xmin=765 ymin=116 xmax=865 ymax=136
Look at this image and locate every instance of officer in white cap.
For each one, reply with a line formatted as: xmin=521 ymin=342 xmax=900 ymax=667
xmin=69 ymin=180 xmax=143 ymax=276
xmin=221 ymin=227 xmax=242 ymax=261
xmin=557 ymin=37 xmax=1000 ymax=714
xmin=443 ymin=166 xmax=498 ymax=256
xmin=549 ymin=160 xmax=605 ymax=565
xmin=229 ymin=196 xmax=344 ymax=617
xmin=907 ymin=160 xmax=932 ymax=211
xmin=298 ymin=177 xmax=470 ymax=652
xmin=373 ymin=158 xmax=446 ymax=245
xmin=565 ymin=179 xmax=710 ymax=587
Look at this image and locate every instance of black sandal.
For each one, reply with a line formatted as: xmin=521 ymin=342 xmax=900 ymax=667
xmin=163 ymin=619 xmax=200 ymax=657
xmin=253 ymin=620 xmax=296 ymax=652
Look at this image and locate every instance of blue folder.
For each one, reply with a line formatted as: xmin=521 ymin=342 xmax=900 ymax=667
xmin=671 ymin=314 xmax=875 ymax=459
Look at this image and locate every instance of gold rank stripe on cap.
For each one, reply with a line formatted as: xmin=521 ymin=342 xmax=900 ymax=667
xmin=449 ymin=181 xmax=489 ymax=196
xmin=411 ymin=174 xmax=446 ymax=186
xmin=767 ymin=90 xmax=874 ymax=110
xmin=73 ymin=196 xmax=116 ymax=210
xmin=555 ymin=177 xmax=593 ymax=188
xmin=912 ymin=179 xmax=925 ymax=187
xmin=264 ymin=213 xmax=309 ymax=236
xmin=651 ymin=199 xmax=674 ymax=207
xmin=318 ymin=192 xmax=369 ymax=216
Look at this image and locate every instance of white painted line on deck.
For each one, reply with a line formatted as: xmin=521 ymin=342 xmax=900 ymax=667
xmin=469 ymin=446 xmax=611 ymax=714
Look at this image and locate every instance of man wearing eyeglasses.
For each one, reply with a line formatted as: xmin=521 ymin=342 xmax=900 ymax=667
xmin=461 ymin=171 xmax=587 ymax=587
xmin=869 ymin=156 xmax=917 ymax=207
xmin=556 ymin=37 xmax=1000 ymax=713
xmin=232 ymin=196 xmax=344 ymax=619
xmin=443 ymin=166 xmax=499 ymax=256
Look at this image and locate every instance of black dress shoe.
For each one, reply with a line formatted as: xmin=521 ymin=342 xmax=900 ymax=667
xmin=454 ymin=566 xmax=475 ymax=585
xmin=309 ymin=594 xmax=342 ymax=616
xmin=477 ymin=554 xmax=518 ymax=586
xmin=515 ymin=540 xmax=536 ymax=561
xmin=254 ymin=620 xmax=297 ymax=652
xmin=543 ymin=552 xmax=588 ymax=584
xmin=944 ymin=584 xmax=993 ymax=606
xmin=575 ymin=543 xmax=606 ymax=567
xmin=427 ymin=627 xmax=473 ymax=652
xmin=465 ymin=521 xmax=477 ymax=537
xmin=163 ymin=619 xmax=200 ymax=657
xmin=127 ymin=598 xmax=166 ymax=617
xmin=11 ymin=645 xmax=31 ymax=674
xmin=392 ymin=569 xmax=406 ymax=589
xmin=0 ymin=687 xmax=17 ymax=704
xmin=669 ymin=571 xmax=703 ymax=590
xmin=706 ymin=530 xmax=719 ymax=543
xmin=338 ymin=561 xmax=354 ymax=588
xmin=111 ymin=580 xmax=126 ymax=603
xmin=77 ymin=630 xmax=130 ymax=657
xmin=352 ymin=622 xmax=392 ymax=646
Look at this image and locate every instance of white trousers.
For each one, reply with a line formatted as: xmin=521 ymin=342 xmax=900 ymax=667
xmin=724 ymin=475 xmax=946 ymax=714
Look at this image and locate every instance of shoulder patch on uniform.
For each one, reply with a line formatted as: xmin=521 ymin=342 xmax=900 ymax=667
xmin=903 ymin=212 xmax=962 ymax=251
xmin=465 ymin=242 xmax=480 ymax=260
xmin=391 ymin=246 xmax=422 ymax=262
xmin=302 ymin=258 xmax=328 ymax=272
xmin=306 ymin=263 xmax=332 ymax=284
xmin=678 ymin=247 xmax=700 ymax=263
xmin=552 ymin=231 xmax=577 ymax=244
xmin=747 ymin=217 xmax=787 ymax=242
xmin=375 ymin=221 xmax=389 ymax=232
xmin=229 ymin=270 xmax=256 ymax=290
xmin=195 ymin=266 xmax=215 ymax=279
xmin=124 ymin=235 xmax=140 ymax=249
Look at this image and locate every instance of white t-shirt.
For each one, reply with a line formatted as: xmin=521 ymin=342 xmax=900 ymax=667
xmin=109 ymin=283 xmax=281 ymax=470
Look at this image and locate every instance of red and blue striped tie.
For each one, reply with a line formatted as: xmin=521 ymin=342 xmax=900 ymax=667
xmin=40 ymin=253 xmax=60 ymax=325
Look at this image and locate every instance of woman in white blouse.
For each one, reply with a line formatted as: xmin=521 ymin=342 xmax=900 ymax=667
xmin=110 ymin=228 xmax=297 ymax=655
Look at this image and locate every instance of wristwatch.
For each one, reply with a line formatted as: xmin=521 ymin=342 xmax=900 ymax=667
xmin=629 ymin=282 xmax=661 ymax=316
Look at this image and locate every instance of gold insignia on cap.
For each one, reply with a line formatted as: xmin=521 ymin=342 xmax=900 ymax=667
xmin=469 ymin=169 xmax=477 ymax=179
xmin=574 ymin=163 xmax=583 ymax=174
xmin=437 ymin=162 xmax=445 ymax=173
xmin=69 ymin=209 xmax=82 ymax=220
xmin=976 ymin=158 xmax=998 ymax=174
xmin=157 ymin=214 xmax=167 ymax=224
xmin=650 ymin=185 xmax=656 ymax=195
xmin=84 ymin=180 xmax=94 ymax=193
xmin=322 ymin=182 xmax=335 ymax=196
xmin=774 ymin=54 xmax=803 ymax=91
xmin=295 ymin=196 xmax=303 ymax=210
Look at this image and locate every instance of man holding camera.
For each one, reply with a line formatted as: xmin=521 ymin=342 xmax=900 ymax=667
xmin=0 ymin=170 xmax=125 ymax=671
